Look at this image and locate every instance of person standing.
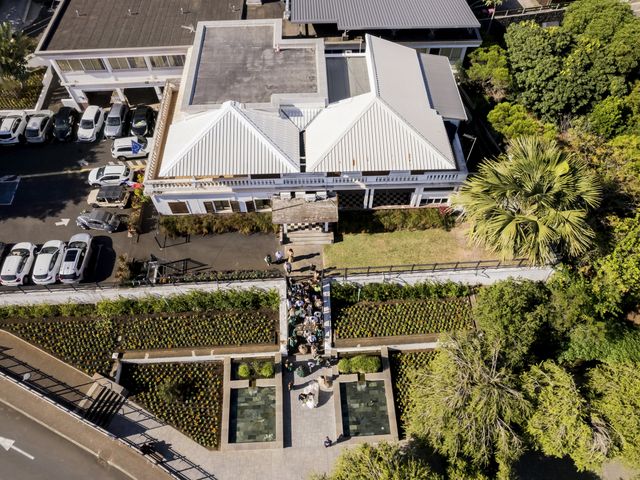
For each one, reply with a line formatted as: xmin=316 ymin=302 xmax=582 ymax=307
xmin=287 ymin=248 xmax=295 ymax=264
xmin=275 ymin=250 xmax=284 ymax=263
xmin=264 ymin=254 xmax=272 ymax=266
xmin=323 ymin=436 xmax=332 ymax=448
xmin=284 ymin=261 xmax=292 ymax=275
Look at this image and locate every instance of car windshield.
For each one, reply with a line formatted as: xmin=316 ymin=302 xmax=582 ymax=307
xmin=11 ymin=249 xmax=28 ymax=257
xmin=40 ymin=246 xmax=58 ymax=255
xmin=95 ymin=167 xmax=105 ymax=179
xmin=132 ymin=118 xmax=147 ymax=128
xmin=80 ymin=119 xmax=94 ymax=129
xmin=0 ymin=133 xmax=12 ymax=140
xmin=64 ymin=249 xmax=79 ymax=262
xmin=0 ymin=275 xmax=16 ymax=281
xmin=25 ymin=128 xmax=39 ymax=137
xmin=54 ymin=114 xmax=70 ymax=127
xmin=68 ymin=241 xmax=86 ymax=250
xmin=106 ymin=117 xmax=121 ymax=126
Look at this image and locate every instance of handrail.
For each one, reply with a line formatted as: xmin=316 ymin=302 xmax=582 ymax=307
xmin=477 ymin=2 xmax=570 ymax=19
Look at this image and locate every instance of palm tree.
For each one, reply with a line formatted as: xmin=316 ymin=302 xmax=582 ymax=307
xmin=452 ymin=136 xmax=601 ymax=265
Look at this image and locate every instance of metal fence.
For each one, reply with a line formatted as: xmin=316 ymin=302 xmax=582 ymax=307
xmin=478 ymin=1 xmax=570 ymax=19
xmin=323 ymin=258 xmax=529 ymax=280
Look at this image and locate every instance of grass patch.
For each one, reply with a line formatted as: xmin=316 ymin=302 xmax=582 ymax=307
xmin=324 ymin=225 xmax=500 ymax=269
xmin=389 ymin=350 xmax=436 ymax=435
xmin=120 ymin=362 xmax=223 ymax=449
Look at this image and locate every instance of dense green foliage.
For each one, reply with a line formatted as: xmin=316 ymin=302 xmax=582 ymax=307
xmin=0 ymin=22 xmax=34 ymax=81
xmin=331 ymin=281 xmax=473 ymax=305
xmin=465 ymin=45 xmax=511 ymax=102
xmin=159 ymin=213 xmax=278 ymax=237
xmin=487 ymin=102 xmax=556 ymax=141
xmin=337 ymin=208 xmax=454 ymax=234
xmin=453 ymin=136 xmax=601 ymax=264
xmin=121 ymin=362 xmax=223 ymax=448
xmin=0 ymin=290 xmax=279 ymax=374
xmin=313 ymin=442 xmax=443 ymax=480
xmin=406 ymin=332 xmax=530 ymax=479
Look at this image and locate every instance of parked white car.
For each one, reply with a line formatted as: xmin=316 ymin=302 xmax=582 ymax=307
xmin=25 ymin=110 xmax=54 ymax=143
xmin=77 ymin=106 xmax=104 ymax=142
xmin=59 ymin=233 xmax=92 ymax=284
xmin=87 ymin=164 xmax=134 ymax=187
xmin=111 ymin=136 xmax=154 ymax=160
xmin=32 ymin=240 xmax=66 ymax=285
xmin=0 ymin=111 xmax=28 ymax=145
xmin=0 ymin=242 xmax=37 ymax=286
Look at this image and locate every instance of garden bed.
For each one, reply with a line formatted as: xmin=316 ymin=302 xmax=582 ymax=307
xmin=120 ymin=362 xmax=223 ymax=449
xmin=389 ymin=350 xmax=436 ymax=435
xmin=0 ymin=69 xmax=45 ymax=110
xmin=0 ymin=290 xmax=279 ymax=375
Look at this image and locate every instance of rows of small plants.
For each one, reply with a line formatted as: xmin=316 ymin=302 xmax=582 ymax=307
xmin=120 ymin=362 xmax=223 ymax=449
xmin=333 ymin=297 xmax=472 ymax=339
xmin=389 ymin=350 xmax=436 ymax=434
xmin=331 ymin=281 xmax=473 ymax=305
xmin=119 ymin=311 xmax=278 ymax=350
xmin=0 ymin=290 xmax=279 ymax=375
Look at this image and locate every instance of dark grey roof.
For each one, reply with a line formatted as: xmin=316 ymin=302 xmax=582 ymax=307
xmin=420 ymin=53 xmax=467 ymax=121
xmin=326 ymin=56 xmax=370 ymax=103
xmin=188 ymin=24 xmax=317 ymax=106
xmin=291 ymin=0 xmax=480 ymax=30
xmin=41 ymin=0 xmax=242 ymax=51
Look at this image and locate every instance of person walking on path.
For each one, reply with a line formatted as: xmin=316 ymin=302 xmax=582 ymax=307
xmin=287 ymin=248 xmax=295 ymax=264
xmin=275 ymin=250 xmax=284 ymax=263
xmin=323 ymin=436 xmax=332 ymax=448
xmin=284 ymin=261 xmax=292 ymax=275
xmin=264 ymin=254 xmax=272 ymax=266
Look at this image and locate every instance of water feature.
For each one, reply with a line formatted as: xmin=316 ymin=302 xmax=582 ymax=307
xmin=229 ymin=387 xmax=276 ymax=443
xmin=340 ymin=380 xmax=390 ymax=437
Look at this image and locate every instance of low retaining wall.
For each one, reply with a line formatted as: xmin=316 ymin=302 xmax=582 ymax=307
xmin=334 ymin=333 xmax=439 ymax=349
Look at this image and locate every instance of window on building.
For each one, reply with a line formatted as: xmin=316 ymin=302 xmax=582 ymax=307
xmin=326 ymin=172 xmax=342 ymax=177
xmin=203 ymin=201 xmax=215 ymax=214
xmin=56 ymin=59 xmax=83 ymax=72
xmin=254 ymin=199 xmax=271 ymax=211
xmin=79 ymin=58 xmax=106 ymax=71
xmin=362 ymin=171 xmax=390 ymax=176
xmin=168 ymin=201 xmax=189 ymax=214
xmin=213 ymin=200 xmax=231 ymax=212
xmin=250 ymin=173 xmax=281 ymax=179
xmin=150 ymin=55 xmax=185 ymax=69
xmin=436 ymin=48 xmax=463 ymax=62
xmin=108 ymin=57 xmax=147 ymax=70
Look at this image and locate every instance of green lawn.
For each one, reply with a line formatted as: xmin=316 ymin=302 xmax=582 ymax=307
xmin=323 ymin=226 xmax=500 ymax=269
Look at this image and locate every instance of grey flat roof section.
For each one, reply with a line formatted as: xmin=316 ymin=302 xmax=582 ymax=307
xmin=42 ymin=0 xmax=242 ymax=51
xmin=189 ymin=25 xmax=318 ymax=106
xmin=271 ymin=196 xmax=339 ymax=224
xmin=326 ymin=56 xmax=370 ymax=103
xmin=420 ymin=53 xmax=467 ymax=121
xmin=291 ymin=0 xmax=481 ymax=30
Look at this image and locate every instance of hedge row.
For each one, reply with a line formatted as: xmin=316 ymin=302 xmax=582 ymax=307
xmin=338 ymin=208 xmax=454 ymax=234
xmin=159 ymin=213 xmax=278 ymax=237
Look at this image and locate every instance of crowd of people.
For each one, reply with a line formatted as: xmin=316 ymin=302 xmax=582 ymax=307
xmin=286 ymin=273 xmax=324 ymax=356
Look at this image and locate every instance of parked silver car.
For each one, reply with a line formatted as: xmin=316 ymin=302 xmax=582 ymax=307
xmin=104 ymin=103 xmax=130 ymax=139
xmin=76 ymin=210 xmax=121 ymax=233
xmin=25 ymin=110 xmax=54 ymax=143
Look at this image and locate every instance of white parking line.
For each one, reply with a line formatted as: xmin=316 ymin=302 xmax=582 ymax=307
xmin=19 ymin=168 xmax=95 ymax=179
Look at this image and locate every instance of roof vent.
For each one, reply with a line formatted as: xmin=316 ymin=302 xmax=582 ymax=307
xmin=181 ymin=24 xmax=195 ymax=33
xmin=127 ymin=8 xmax=138 ymax=16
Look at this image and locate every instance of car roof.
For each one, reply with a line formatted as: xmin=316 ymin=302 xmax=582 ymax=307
xmin=41 ymin=240 xmax=64 ymax=249
xmin=69 ymin=233 xmax=91 ymax=244
xmin=87 ymin=209 xmax=113 ymax=221
xmin=0 ymin=117 xmax=17 ymax=131
xmin=99 ymin=164 xmax=128 ymax=175
xmin=12 ymin=242 xmax=34 ymax=250
xmin=55 ymin=106 xmax=75 ymax=116
xmin=83 ymin=106 xmax=100 ymax=117
xmin=108 ymin=103 xmax=127 ymax=116
xmin=97 ymin=184 xmax=126 ymax=196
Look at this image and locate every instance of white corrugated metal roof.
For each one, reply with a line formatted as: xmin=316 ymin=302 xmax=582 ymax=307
xmin=290 ymin=0 xmax=480 ymax=30
xmin=280 ymin=105 xmax=325 ymax=131
xmin=305 ymin=36 xmax=456 ymax=173
xmin=159 ymin=102 xmax=300 ymax=177
xmin=305 ymin=93 xmax=455 ymax=172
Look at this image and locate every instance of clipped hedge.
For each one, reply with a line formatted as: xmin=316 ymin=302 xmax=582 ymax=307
xmin=159 ymin=213 xmax=278 ymax=237
xmin=338 ymin=208 xmax=454 ymax=234
xmin=339 ymin=355 xmax=382 ymax=374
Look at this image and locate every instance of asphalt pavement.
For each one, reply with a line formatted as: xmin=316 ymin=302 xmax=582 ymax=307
xmin=0 ymin=402 xmax=130 ymax=480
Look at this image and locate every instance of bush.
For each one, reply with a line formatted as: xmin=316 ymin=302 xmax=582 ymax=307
xmin=237 ymin=363 xmax=251 ymax=379
xmin=337 ymin=358 xmax=352 ymax=374
xmin=349 ymin=355 xmax=381 ymax=374
xmin=260 ymin=361 xmax=274 ymax=378
xmin=159 ymin=213 xmax=278 ymax=237
xmin=588 ymin=96 xmax=630 ymax=139
xmin=487 ymin=102 xmax=557 ymax=141
xmin=337 ymin=208 xmax=454 ymax=234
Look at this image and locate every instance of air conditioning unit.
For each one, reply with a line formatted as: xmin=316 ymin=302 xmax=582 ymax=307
xmin=304 ymin=193 xmax=316 ymax=202
xmin=280 ymin=192 xmax=291 ymax=200
xmin=294 ymin=192 xmax=305 ymax=199
xmin=316 ymin=191 xmax=328 ymax=199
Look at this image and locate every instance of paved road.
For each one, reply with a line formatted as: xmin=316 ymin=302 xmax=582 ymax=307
xmin=0 ymin=403 xmax=130 ymax=480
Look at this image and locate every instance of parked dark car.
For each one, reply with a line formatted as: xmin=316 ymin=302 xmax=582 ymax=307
xmin=52 ymin=107 xmax=79 ymax=141
xmin=76 ymin=209 xmax=121 ymax=233
xmin=130 ymin=105 xmax=155 ymax=137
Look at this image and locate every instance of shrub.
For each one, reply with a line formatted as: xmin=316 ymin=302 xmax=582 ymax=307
xmin=337 ymin=358 xmax=352 ymax=374
xmin=159 ymin=213 xmax=278 ymax=237
xmin=488 ymin=102 xmax=557 ymax=141
xmin=337 ymin=208 xmax=454 ymax=234
xmin=465 ymin=45 xmax=512 ymax=102
xmin=237 ymin=363 xmax=251 ymax=379
xmin=588 ymin=96 xmax=629 ymax=139
xmin=260 ymin=361 xmax=274 ymax=378
xmin=349 ymin=355 xmax=381 ymax=374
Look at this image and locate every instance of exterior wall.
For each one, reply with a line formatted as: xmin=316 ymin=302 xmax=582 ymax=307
xmin=37 ymin=46 xmax=188 ymax=109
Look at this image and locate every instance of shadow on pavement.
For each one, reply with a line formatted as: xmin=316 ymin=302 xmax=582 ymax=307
xmin=89 ymin=235 xmax=116 ymax=283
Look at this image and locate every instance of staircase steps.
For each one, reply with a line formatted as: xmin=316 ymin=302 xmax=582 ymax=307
xmin=83 ymin=386 xmax=126 ymax=428
xmin=285 ymin=230 xmax=334 ymax=245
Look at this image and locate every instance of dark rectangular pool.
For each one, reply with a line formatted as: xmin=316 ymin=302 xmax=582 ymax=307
xmin=229 ymin=387 xmax=276 ymax=443
xmin=340 ymin=380 xmax=390 ymax=437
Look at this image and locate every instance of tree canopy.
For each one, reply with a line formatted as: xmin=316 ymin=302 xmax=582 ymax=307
xmin=453 ymin=136 xmax=601 ymax=264
xmin=0 ymin=22 xmax=34 ymax=82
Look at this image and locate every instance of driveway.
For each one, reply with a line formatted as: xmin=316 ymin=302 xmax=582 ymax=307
xmin=0 ymin=139 xmax=281 ymax=286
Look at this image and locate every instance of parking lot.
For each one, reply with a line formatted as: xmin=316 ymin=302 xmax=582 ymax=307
xmin=0 ymin=135 xmax=280 ymax=288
